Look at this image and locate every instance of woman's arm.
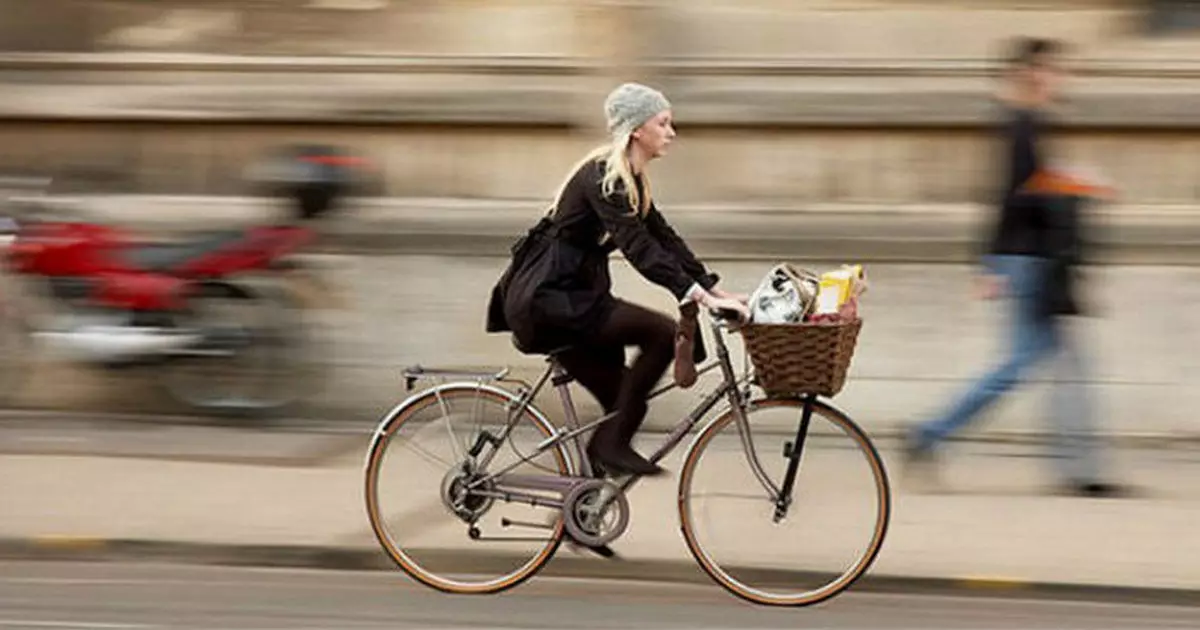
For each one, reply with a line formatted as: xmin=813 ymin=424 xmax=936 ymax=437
xmin=643 ymin=204 xmax=720 ymax=290
xmin=587 ymin=183 xmax=700 ymax=302
xmin=644 ymin=204 xmax=750 ymax=302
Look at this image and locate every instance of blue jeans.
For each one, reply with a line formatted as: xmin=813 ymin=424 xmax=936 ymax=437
xmin=913 ymin=255 xmax=1104 ymax=482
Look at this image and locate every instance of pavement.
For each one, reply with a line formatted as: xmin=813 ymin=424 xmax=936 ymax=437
xmin=2 ymin=561 xmax=1197 ymax=629
xmin=0 ymin=415 xmax=1197 ymax=606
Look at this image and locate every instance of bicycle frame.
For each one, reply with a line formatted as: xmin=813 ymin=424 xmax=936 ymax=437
xmin=455 ymin=314 xmax=786 ymax=511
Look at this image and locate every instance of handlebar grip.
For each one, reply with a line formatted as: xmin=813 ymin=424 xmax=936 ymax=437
xmin=709 ymin=306 xmax=747 ymax=324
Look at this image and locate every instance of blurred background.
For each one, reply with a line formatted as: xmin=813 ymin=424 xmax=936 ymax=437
xmin=0 ymin=1 xmax=1197 ymax=628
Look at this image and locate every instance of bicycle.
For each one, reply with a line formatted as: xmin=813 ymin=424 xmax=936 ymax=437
xmin=363 ymin=306 xmax=891 ymax=607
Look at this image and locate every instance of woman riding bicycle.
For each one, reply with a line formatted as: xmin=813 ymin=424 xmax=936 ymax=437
xmin=488 ymin=82 xmax=750 ymax=477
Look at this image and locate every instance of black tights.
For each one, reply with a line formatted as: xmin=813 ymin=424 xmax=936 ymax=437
xmin=555 ymin=299 xmax=676 ymax=453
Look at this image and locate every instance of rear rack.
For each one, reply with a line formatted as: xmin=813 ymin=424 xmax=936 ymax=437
xmin=402 ymin=364 xmax=511 ymax=391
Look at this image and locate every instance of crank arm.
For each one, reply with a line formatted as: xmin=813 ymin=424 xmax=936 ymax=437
xmin=500 ymin=517 xmax=558 ymax=531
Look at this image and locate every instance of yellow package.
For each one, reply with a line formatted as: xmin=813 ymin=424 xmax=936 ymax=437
xmin=815 ymin=265 xmax=863 ymax=314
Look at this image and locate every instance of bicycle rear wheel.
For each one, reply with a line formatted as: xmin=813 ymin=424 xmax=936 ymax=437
xmin=678 ymin=397 xmax=891 ymax=606
xmin=364 ymin=383 xmax=573 ymax=594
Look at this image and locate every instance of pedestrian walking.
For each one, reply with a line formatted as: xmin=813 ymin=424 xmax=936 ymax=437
xmin=904 ymin=37 xmax=1125 ymax=498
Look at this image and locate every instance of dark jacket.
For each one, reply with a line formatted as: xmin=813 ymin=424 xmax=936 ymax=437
xmin=984 ymin=104 xmax=1091 ymax=320
xmin=486 ymin=158 xmax=718 ymax=355
xmin=986 ymin=106 xmax=1051 ymax=259
xmin=1035 ymin=193 xmax=1089 ymax=320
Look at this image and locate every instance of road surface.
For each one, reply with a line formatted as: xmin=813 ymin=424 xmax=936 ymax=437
xmin=0 ymin=561 xmax=1194 ymax=629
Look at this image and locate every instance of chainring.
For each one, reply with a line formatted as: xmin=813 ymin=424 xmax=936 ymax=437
xmin=562 ymin=478 xmax=630 ymax=547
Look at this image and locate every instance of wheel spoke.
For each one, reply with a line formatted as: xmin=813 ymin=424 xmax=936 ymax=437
xmin=397 ymin=436 xmax=454 ymax=470
xmin=433 ymin=389 xmax=466 ymax=462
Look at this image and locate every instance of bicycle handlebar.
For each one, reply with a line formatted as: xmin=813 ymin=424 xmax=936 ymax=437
xmin=708 ymin=306 xmax=748 ymax=326
xmin=678 ymin=299 xmax=751 ymax=333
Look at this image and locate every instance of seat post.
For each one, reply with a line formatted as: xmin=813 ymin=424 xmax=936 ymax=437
xmin=547 ymin=355 xmax=592 ymax=477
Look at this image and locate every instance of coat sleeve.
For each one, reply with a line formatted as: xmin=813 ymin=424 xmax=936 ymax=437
xmin=585 ymin=179 xmax=697 ymax=301
xmin=644 ymin=204 xmax=719 ymax=290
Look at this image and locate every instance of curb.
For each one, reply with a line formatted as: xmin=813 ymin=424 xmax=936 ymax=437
xmin=1 ymin=537 xmax=1195 ymax=607
xmin=1 ymin=408 xmax=1196 ymax=452
xmin=0 ymin=408 xmax=1195 ymax=451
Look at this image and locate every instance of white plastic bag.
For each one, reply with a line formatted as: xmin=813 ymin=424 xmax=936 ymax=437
xmin=748 ymin=263 xmax=820 ymax=324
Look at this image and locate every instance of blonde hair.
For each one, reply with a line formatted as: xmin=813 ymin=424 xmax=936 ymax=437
xmin=549 ymin=131 xmax=650 ymax=219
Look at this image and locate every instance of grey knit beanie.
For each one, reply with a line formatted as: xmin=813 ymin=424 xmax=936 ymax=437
xmin=604 ymin=82 xmax=671 ymax=138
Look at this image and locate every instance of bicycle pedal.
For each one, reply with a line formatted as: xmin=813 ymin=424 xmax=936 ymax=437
xmin=567 ymin=538 xmax=618 ymax=559
xmin=586 ymin=544 xmax=617 ymax=559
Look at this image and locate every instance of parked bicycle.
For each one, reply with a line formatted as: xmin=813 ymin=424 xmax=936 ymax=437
xmin=363 ymin=305 xmax=890 ymax=606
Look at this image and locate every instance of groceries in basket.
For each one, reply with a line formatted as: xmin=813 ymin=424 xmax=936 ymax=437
xmin=747 ymin=263 xmax=819 ymax=324
xmin=741 ymin=262 xmax=866 ymax=398
xmin=748 ymin=263 xmax=865 ymax=325
xmin=810 ymin=264 xmax=867 ymax=324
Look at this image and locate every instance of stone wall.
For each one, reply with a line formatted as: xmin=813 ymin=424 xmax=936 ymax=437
xmin=1 ymin=1 xmax=1186 ymax=59
xmin=1 ymin=1 xmax=1199 ymax=205
xmin=2 ymin=124 xmax=1197 ymax=210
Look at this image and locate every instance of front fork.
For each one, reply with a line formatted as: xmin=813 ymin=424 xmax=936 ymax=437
xmin=773 ymin=393 xmax=816 ymax=522
xmin=728 ymin=392 xmax=816 ymax=524
xmin=713 ymin=321 xmax=816 ymax=523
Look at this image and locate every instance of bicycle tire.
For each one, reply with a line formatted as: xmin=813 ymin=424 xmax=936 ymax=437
xmin=677 ymin=397 xmax=891 ymax=606
xmin=364 ymin=383 xmax=573 ymax=594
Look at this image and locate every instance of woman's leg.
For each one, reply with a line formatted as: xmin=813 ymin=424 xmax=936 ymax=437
xmin=607 ymin=300 xmax=676 ymax=446
xmin=557 ymin=344 xmax=625 ymax=417
xmin=910 ymin=256 xmax=1057 ymax=452
xmin=558 ymin=299 xmax=675 ymax=475
xmin=556 ymin=343 xmax=624 ymax=477
xmin=1045 ymin=319 xmax=1109 ymax=489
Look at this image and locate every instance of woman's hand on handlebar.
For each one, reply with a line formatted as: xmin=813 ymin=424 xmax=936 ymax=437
xmin=698 ymin=292 xmax=751 ymax=324
xmin=686 ymin=285 xmax=751 ymax=324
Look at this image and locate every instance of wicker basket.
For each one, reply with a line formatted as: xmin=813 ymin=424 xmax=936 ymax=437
xmin=739 ymin=317 xmax=863 ymax=398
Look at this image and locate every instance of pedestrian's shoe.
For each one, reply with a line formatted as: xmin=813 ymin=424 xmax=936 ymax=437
xmin=900 ymin=430 xmax=941 ymax=491
xmin=566 ymin=536 xmax=618 ymax=559
xmin=1061 ymin=481 xmax=1133 ymax=499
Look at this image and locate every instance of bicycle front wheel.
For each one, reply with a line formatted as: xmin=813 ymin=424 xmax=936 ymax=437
xmin=678 ymin=397 xmax=891 ymax=606
xmin=364 ymin=383 xmax=573 ymax=594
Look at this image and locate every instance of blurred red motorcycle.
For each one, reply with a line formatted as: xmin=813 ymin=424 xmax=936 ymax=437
xmin=0 ymin=146 xmax=364 ymax=417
